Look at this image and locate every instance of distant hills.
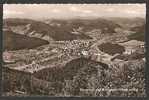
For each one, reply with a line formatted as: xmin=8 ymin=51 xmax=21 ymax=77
xmin=128 ymin=24 xmax=145 ymax=41
xmin=3 ymin=18 xmax=92 ymax=41
xmin=44 ymin=18 xmax=122 ymax=40
xmin=105 ymin=17 xmax=145 ymax=42
xmin=106 ymin=17 xmax=145 ymax=29
xmin=131 ymin=24 xmax=145 ymax=33
xmin=46 ymin=18 xmax=121 ymax=33
xmin=3 ymin=17 xmax=145 ymax=51
xmin=4 ymin=18 xmax=144 ymax=42
xmin=3 ymin=30 xmax=49 ymax=51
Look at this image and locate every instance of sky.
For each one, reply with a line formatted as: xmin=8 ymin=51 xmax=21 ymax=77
xmin=3 ymin=4 xmax=146 ymax=19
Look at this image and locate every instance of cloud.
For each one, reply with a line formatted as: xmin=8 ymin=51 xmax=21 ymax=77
xmin=3 ymin=10 xmax=24 ymax=18
xmin=51 ymin=9 xmax=61 ymax=13
xmin=126 ymin=10 xmax=138 ymax=14
xmin=3 ymin=4 xmax=145 ymax=19
xmin=106 ymin=8 xmax=115 ymax=12
xmin=82 ymin=10 xmax=92 ymax=14
xmin=70 ymin=6 xmax=80 ymax=12
xmin=124 ymin=10 xmax=145 ymax=16
xmin=4 ymin=10 xmax=24 ymax=15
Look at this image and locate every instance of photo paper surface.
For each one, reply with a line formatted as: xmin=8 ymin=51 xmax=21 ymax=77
xmin=2 ymin=4 xmax=146 ymax=97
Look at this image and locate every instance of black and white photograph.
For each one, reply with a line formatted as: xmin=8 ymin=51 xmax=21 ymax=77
xmin=2 ymin=4 xmax=146 ymax=97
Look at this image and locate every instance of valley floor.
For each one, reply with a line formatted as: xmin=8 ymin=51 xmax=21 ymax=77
xmin=2 ymin=39 xmax=146 ymax=97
